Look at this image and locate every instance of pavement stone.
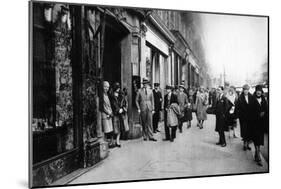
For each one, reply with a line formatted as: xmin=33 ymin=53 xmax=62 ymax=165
xmin=69 ymin=114 xmax=268 ymax=184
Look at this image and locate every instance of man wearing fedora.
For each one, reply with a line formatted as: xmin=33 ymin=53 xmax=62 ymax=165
xmin=135 ymin=78 xmax=157 ymax=141
xmin=152 ymin=83 xmax=162 ymax=133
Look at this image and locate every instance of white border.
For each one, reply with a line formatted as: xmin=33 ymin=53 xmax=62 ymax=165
xmin=0 ymin=0 xmax=279 ymax=189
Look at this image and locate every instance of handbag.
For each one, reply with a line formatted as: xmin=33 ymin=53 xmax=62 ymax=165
xmin=206 ymin=106 xmax=216 ymax=115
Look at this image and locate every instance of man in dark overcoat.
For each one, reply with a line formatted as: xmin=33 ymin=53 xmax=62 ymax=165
xmin=215 ymin=86 xmax=231 ymax=147
xmin=152 ymin=83 xmax=162 ymax=133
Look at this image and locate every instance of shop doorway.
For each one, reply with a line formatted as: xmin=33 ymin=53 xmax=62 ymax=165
xmin=103 ymin=20 xmax=127 ymax=85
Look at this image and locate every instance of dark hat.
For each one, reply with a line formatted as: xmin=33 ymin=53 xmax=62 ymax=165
xmin=255 ymin=85 xmax=264 ymax=93
xmin=179 ymin=84 xmax=185 ymax=89
xmin=112 ymin=82 xmax=121 ymax=92
xmin=165 ymin=85 xmax=173 ymax=90
xmin=154 ymin=83 xmax=160 ymax=87
xmin=60 ymin=5 xmax=69 ymax=14
xmin=218 ymin=86 xmax=224 ymax=91
xmin=142 ymin=78 xmax=150 ymax=84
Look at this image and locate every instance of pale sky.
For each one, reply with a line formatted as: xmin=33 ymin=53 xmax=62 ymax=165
xmin=200 ymin=13 xmax=268 ymax=86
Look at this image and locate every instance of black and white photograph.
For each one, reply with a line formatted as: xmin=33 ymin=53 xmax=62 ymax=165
xmin=29 ymin=0 xmax=269 ymax=188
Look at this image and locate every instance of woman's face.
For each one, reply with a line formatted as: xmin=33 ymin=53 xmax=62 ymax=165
xmin=103 ymin=83 xmax=110 ymax=93
xmin=114 ymin=88 xmax=120 ymax=96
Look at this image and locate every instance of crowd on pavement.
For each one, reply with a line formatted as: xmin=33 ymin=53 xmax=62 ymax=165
xmin=100 ymin=78 xmax=268 ymax=167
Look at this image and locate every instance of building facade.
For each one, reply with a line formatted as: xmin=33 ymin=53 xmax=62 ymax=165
xmin=30 ymin=2 xmax=207 ymax=187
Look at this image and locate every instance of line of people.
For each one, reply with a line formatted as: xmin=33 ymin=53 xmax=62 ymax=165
xmin=135 ymin=78 xmax=197 ymax=143
xmin=102 ymin=78 xmax=268 ymax=167
xmin=100 ymin=81 xmax=130 ymax=148
xmin=211 ymin=84 xmax=268 ymax=166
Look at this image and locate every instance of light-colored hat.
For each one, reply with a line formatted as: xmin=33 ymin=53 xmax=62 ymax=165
xmin=242 ymin=84 xmax=250 ymax=90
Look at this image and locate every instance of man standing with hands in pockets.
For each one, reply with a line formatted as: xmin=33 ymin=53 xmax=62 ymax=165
xmin=135 ymin=78 xmax=157 ymax=141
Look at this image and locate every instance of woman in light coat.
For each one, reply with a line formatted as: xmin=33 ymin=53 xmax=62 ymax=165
xmin=167 ymin=95 xmax=181 ymax=142
xmin=225 ymin=86 xmax=238 ymax=138
xmin=195 ymin=87 xmax=208 ymax=129
xmin=101 ymin=81 xmax=114 ymax=146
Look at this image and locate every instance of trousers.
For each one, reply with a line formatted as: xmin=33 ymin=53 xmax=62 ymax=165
xmin=152 ymin=111 xmax=160 ymax=132
xmin=140 ymin=108 xmax=154 ymax=139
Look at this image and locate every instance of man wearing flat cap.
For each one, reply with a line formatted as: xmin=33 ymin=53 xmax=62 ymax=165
xmin=135 ymin=78 xmax=157 ymax=141
xmin=152 ymin=83 xmax=162 ymax=133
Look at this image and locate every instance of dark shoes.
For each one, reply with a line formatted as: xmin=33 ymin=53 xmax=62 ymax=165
xmin=149 ymin=138 xmax=157 ymax=142
xmin=254 ymin=152 xmax=263 ymax=166
xmin=216 ymin=142 xmax=226 ymax=147
xmin=170 ymin=138 xmax=174 ymax=142
xmin=144 ymin=138 xmax=157 ymax=141
xmin=116 ymin=144 xmax=121 ymax=148
xmin=162 ymin=138 xmax=170 ymax=141
xmin=153 ymin=129 xmax=160 ymax=133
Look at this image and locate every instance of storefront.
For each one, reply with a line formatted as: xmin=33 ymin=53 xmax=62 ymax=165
xmin=142 ymin=13 xmax=175 ymax=89
xmin=31 ymin=3 xmax=83 ymax=186
xmin=31 ymin=3 xmax=130 ymax=187
xmin=187 ymin=52 xmax=200 ymax=88
xmin=170 ymin=30 xmax=188 ymax=87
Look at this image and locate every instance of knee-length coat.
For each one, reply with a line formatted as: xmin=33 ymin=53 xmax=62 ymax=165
xmin=167 ymin=103 xmax=181 ymax=127
xmin=252 ymin=95 xmax=268 ymax=145
xmin=101 ymin=94 xmax=113 ymax=133
xmin=195 ymin=93 xmax=208 ymax=121
xmin=236 ymin=93 xmax=256 ymax=141
xmin=215 ymin=95 xmax=231 ymax=132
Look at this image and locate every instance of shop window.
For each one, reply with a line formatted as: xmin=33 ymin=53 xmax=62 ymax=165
xmin=32 ymin=4 xmax=74 ymax=164
xmin=145 ymin=46 xmax=152 ymax=82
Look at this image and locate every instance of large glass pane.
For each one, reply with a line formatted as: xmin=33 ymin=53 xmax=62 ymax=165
xmin=32 ymin=3 xmax=74 ymax=164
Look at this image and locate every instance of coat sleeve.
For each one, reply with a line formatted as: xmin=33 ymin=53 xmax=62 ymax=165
xmin=184 ymin=94 xmax=189 ymax=108
xmin=223 ymin=97 xmax=231 ymax=116
xmin=110 ymin=97 xmax=120 ymax=115
xmin=151 ymin=91 xmax=155 ymax=111
xmin=135 ymin=90 xmax=141 ymax=110
xmin=171 ymin=104 xmax=181 ymax=116
xmin=164 ymin=95 xmax=167 ymax=110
